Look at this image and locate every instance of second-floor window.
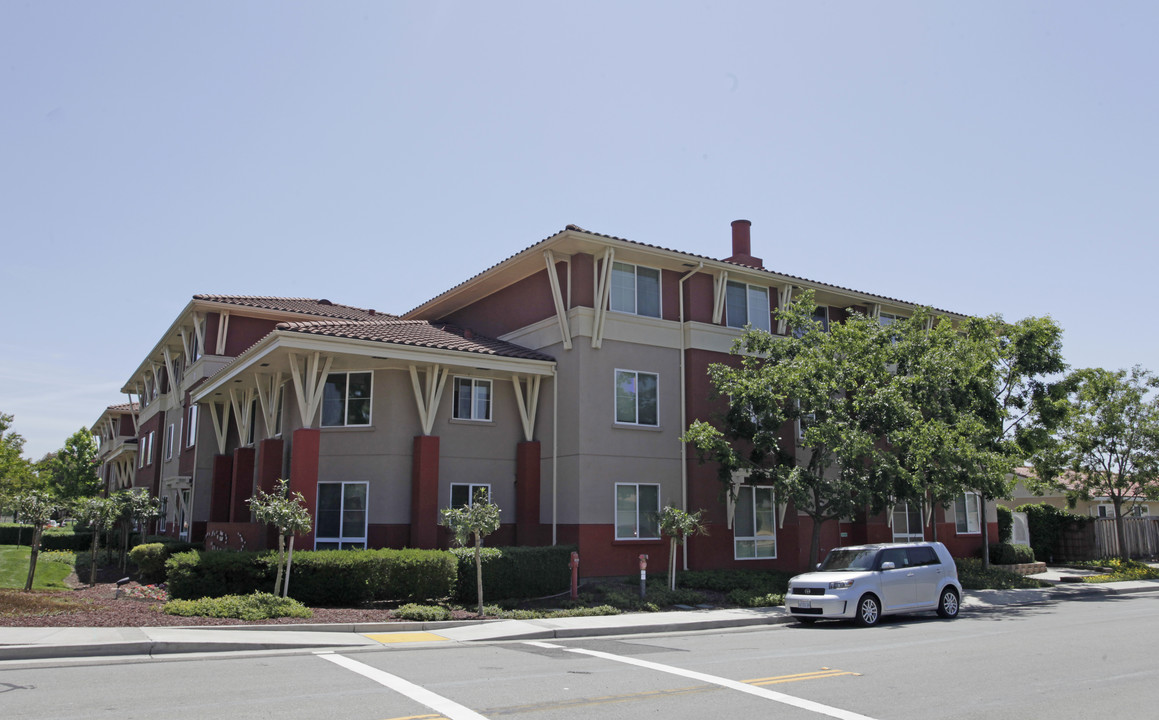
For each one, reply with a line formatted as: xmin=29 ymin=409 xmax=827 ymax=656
xmin=453 ymin=378 xmax=492 ymax=422
xmin=164 ymin=424 xmax=175 ymax=461
xmin=615 ymin=370 xmax=658 ymax=427
xmin=725 ymin=281 xmax=771 ymax=332
xmin=610 ymin=262 xmax=661 ymax=318
xmin=954 ymin=492 xmax=981 ymax=534
xmin=322 ymin=372 xmax=372 ymax=427
xmin=186 ymin=405 xmax=198 ymax=448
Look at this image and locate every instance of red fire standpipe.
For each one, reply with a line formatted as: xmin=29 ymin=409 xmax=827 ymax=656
xmin=569 ymin=551 xmax=580 ymax=599
xmin=638 ymin=554 xmax=648 ymax=599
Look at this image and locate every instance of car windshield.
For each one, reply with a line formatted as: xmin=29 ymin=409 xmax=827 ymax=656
xmin=819 ymin=548 xmax=879 ymax=572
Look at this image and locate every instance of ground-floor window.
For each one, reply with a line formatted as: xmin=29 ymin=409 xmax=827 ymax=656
xmin=734 ymin=486 xmax=776 ymax=559
xmin=892 ymin=502 xmax=923 ymax=542
xmin=954 ymin=492 xmax=981 ymax=534
xmin=315 ymin=481 xmax=368 ymax=549
xmin=615 ymin=483 xmax=660 ymax=539
xmin=450 ymin=483 xmax=491 ymax=508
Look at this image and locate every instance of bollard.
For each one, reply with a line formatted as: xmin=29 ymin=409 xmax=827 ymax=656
xmin=569 ymin=551 xmax=580 ymax=599
xmin=638 ymin=554 xmax=648 ymax=599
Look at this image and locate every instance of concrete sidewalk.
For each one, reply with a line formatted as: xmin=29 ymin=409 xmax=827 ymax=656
xmin=2 ymin=573 xmax=1157 ymax=663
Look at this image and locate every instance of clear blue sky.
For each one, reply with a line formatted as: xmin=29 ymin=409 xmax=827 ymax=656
xmin=3 ymin=2 xmax=1157 ymax=459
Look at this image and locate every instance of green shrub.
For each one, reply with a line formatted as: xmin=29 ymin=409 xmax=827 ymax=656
xmin=285 ymin=550 xmax=377 ymax=606
xmin=166 ymin=551 xmax=274 ymax=600
xmin=987 ymin=542 xmax=1036 ymax=565
xmin=0 ymin=524 xmax=96 ymax=551
xmin=727 ymin=589 xmax=786 ymax=607
xmin=1015 ymin=503 xmax=1091 ymax=562
xmin=372 ymin=548 xmax=457 ymax=602
xmin=452 ymin=545 xmax=574 ymax=603
xmin=956 ymin=557 xmax=1050 ymax=590
xmin=129 ymin=543 xmax=169 ymax=583
xmin=163 ymin=592 xmax=312 ymax=621
xmin=997 ymin=505 xmax=1013 ymax=544
xmin=678 ymin=569 xmax=792 ymax=594
xmin=393 ymin=603 xmax=453 ymax=622
xmin=1083 ymin=559 xmax=1159 ymax=583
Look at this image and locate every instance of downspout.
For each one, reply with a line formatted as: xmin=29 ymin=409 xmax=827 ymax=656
xmin=678 ymin=262 xmax=704 ymax=570
xmin=552 ymin=364 xmax=558 ymax=546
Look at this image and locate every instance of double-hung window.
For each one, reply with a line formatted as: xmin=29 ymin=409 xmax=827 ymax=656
xmin=453 ymin=378 xmax=492 ymax=422
xmin=610 ymin=262 xmax=661 ymax=318
xmin=954 ymin=492 xmax=981 ymax=534
xmin=615 ymin=370 xmax=658 ymax=427
xmin=164 ymin=424 xmax=175 ymax=461
xmin=450 ymin=483 xmax=491 ymax=509
xmin=615 ymin=483 xmax=660 ymax=540
xmin=186 ymin=405 xmax=198 ymax=448
xmin=246 ymin=398 xmax=258 ymax=446
xmin=892 ymin=502 xmax=923 ymax=542
xmin=322 ymin=372 xmax=372 ymax=427
xmin=725 ymin=281 xmax=771 ymax=332
xmin=734 ymin=486 xmax=777 ymax=559
xmin=315 ymin=481 xmax=368 ymax=549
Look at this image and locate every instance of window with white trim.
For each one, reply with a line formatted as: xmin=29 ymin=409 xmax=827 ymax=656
xmin=734 ymin=485 xmax=776 ymax=559
xmin=453 ymin=378 xmax=492 ymax=422
xmin=610 ymin=262 xmax=661 ymax=318
xmin=450 ymin=483 xmax=491 ymax=509
xmin=725 ymin=281 xmax=771 ymax=332
xmin=615 ymin=370 xmax=659 ymax=427
xmin=322 ymin=371 xmax=372 ymax=427
xmin=954 ymin=492 xmax=981 ymax=534
xmin=1131 ymin=505 xmax=1150 ymax=518
xmin=273 ymin=388 xmax=284 ymax=437
xmin=186 ymin=405 xmax=198 ymax=448
xmin=795 ymin=400 xmax=815 ymax=442
xmin=245 ymin=398 xmax=258 ymax=446
xmin=1096 ymin=504 xmax=1111 ymax=518
xmin=615 ymin=483 xmax=660 ymax=539
xmin=892 ymin=502 xmax=923 ymax=542
xmin=315 ymin=481 xmax=368 ymax=550
xmin=164 ymin=424 xmax=175 ymax=461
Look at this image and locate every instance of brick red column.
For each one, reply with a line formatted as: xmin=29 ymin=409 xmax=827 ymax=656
xmin=255 ymin=438 xmax=284 ymax=495
xmin=289 ymin=428 xmax=320 ymax=548
xmin=210 ymin=455 xmax=234 ymax=523
xmin=515 ymin=441 xmax=541 ymax=546
xmin=410 ymin=435 xmax=440 ymax=549
xmin=230 ymin=447 xmax=256 ymax=522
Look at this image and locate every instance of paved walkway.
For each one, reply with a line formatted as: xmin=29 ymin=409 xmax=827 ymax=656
xmin=2 ymin=569 xmax=1156 ymax=663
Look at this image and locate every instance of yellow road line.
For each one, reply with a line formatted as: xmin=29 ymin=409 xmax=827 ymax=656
xmin=364 ymin=632 xmax=449 ymax=644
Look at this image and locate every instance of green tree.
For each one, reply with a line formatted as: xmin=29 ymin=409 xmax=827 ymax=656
xmin=45 ymin=428 xmax=101 ymax=500
xmin=440 ymin=488 xmax=501 ymax=616
xmin=0 ymin=412 xmax=40 ymax=512
xmin=1035 ymin=366 xmax=1159 ymax=561
xmin=13 ymin=490 xmax=60 ymax=591
xmin=684 ymin=291 xmax=904 ymax=568
xmin=248 ymin=478 xmax=313 ymax=598
xmin=657 ymin=506 xmax=707 ymax=590
xmin=112 ymin=490 xmax=162 ymax=570
xmin=72 ymin=495 xmax=119 ymax=586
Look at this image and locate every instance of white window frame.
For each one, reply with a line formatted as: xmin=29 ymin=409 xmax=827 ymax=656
xmin=1131 ymin=504 xmax=1150 ymax=518
xmin=452 ymin=377 xmax=493 ymax=422
xmin=164 ymin=424 xmax=175 ymax=461
xmin=321 ymin=371 xmax=373 ymax=427
xmin=955 ymin=492 xmax=981 ymax=535
xmin=615 ymin=482 xmax=660 ymax=540
xmin=186 ymin=405 xmax=198 ymax=448
xmin=449 ymin=483 xmax=491 ymax=509
xmin=725 ymin=280 xmax=771 ymax=332
xmin=892 ymin=501 xmax=923 ymax=542
xmin=614 ymin=369 xmax=659 ymax=427
xmin=314 ymin=481 xmax=369 ymax=550
xmin=734 ymin=485 xmax=777 ymax=560
xmin=245 ymin=398 xmax=258 ymax=446
xmin=1095 ymin=504 xmax=1113 ymax=518
xmin=609 ymin=261 xmax=662 ymax=318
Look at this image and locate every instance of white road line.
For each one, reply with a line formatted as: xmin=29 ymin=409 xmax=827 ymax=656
xmin=526 ymin=642 xmax=878 ymax=720
xmin=316 ymin=652 xmax=489 ymax=720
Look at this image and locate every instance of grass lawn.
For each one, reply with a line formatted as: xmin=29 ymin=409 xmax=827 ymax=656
xmin=0 ymin=544 xmax=74 ymax=590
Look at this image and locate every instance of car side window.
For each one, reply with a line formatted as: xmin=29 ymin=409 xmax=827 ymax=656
xmin=880 ymin=548 xmax=907 ymax=568
xmin=906 ymin=547 xmax=939 ymax=566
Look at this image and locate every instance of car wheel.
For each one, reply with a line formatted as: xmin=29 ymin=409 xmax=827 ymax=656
xmin=937 ymin=587 xmax=960 ymax=619
xmin=854 ymin=594 xmax=880 ymax=626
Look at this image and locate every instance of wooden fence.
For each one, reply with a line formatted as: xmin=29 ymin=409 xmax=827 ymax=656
xmin=1092 ymin=517 xmax=1159 ymax=559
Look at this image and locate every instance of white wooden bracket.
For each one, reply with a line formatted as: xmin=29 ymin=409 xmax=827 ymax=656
xmin=229 ymin=387 xmax=256 ymax=446
xmin=208 ymin=401 xmax=231 ymax=455
xmin=409 ymin=364 xmax=449 ymax=436
xmin=512 ymin=375 xmax=542 ymax=442
xmin=255 ymin=372 xmax=285 ymax=437
xmin=776 ymin=285 xmax=794 ymax=335
xmin=543 ymin=250 xmax=573 ymax=350
xmin=215 ymin=311 xmax=231 ymax=355
xmin=289 ymin=351 xmax=334 ymax=429
xmin=591 ymin=247 xmax=614 ymax=348
xmin=712 ymin=271 xmax=730 ymax=325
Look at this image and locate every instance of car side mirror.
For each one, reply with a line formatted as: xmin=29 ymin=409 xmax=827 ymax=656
xmin=880 ymin=561 xmax=896 ymax=570
xmin=816 ymin=563 xmax=823 ymax=570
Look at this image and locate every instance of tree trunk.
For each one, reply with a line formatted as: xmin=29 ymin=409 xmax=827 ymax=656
xmin=1113 ymin=498 xmax=1129 ymax=562
xmin=980 ymin=496 xmax=991 ymax=570
xmin=669 ymin=537 xmax=678 ymax=591
xmin=89 ymin=527 xmax=100 ymax=587
xmin=475 ymin=533 xmax=484 ymax=617
xmin=24 ymin=526 xmax=42 ymax=591
xmin=809 ymin=515 xmax=824 ymax=569
xmin=283 ymin=535 xmax=296 ymax=598
xmin=273 ymin=533 xmax=286 ymax=596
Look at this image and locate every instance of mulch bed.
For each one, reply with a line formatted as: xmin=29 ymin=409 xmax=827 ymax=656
xmin=0 ymin=566 xmax=481 ymax=628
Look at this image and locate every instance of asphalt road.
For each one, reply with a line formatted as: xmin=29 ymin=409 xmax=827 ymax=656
xmin=2 ymin=595 xmax=1156 ymax=720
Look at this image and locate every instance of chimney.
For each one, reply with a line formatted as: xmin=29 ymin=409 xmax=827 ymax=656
xmin=724 ymin=219 xmax=763 ymax=269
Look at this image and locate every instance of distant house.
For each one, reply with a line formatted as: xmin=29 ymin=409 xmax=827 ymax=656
xmin=98 ymin=221 xmax=996 ymax=574
xmin=1001 ymin=467 xmax=1158 ymax=519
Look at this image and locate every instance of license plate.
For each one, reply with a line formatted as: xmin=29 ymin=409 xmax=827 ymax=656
xmin=799 ymin=600 xmax=811 ymax=609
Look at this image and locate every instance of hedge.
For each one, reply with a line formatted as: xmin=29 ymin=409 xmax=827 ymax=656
xmin=167 ymin=548 xmax=457 ymax=605
xmin=452 ymin=545 xmax=575 ymax=603
xmin=987 ymin=542 xmax=1036 ymax=565
xmin=996 ymin=506 xmax=1013 ymax=544
xmin=1015 ymin=503 xmax=1092 ymax=562
xmin=0 ymin=524 xmax=100 ymax=551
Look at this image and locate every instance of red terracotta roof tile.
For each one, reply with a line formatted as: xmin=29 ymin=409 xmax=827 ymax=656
xmin=275 ymin=319 xmax=554 ymax=362
xmin=194 ymin=295 xmax=390 ymax=321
